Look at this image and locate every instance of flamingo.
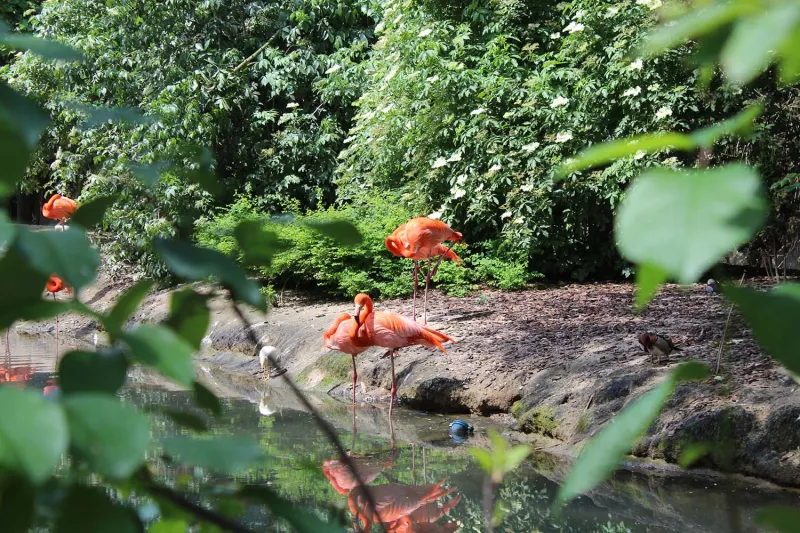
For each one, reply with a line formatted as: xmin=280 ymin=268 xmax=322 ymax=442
xmin=348 ymin=479 xmax=456 ymax=533
xmin=42 ymin=194 xmax=77 ymax=231
xmin=324 ymin=313 xmax=371 ymax=404
xmin=351 ymin=293 xmax=454 ymax=416
xmin=322 ymin=455 xmax=394 ymax=495
xmin=46 ymin=275 xmax=70 ymax=359
xmin=385 ymin=218 xmax=463 ymax=324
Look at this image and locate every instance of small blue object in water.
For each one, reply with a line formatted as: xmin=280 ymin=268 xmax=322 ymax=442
xmin=449 ymin=419 xmax=474 ymax=436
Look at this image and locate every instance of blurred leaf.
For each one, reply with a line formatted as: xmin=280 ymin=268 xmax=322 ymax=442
xmin=239 ymin=485 xmax=345 ymax=533
xmin=54 ymin=485 xmax=142 ymax=533
xmin=58 ymin=349 xmax=128 ymax=395
xmin=63 ymin=102 xmax=155 ymax=128
xmin=615 ymin=165 xmax=766 ymax=284
xmin=679 ymin=442 xmax=713 ymax=468
xmin=63 ymin=394 xmax=150 ymax=479
xmin=154 ymin=238 xmax=265 ymax=311
xmin=556 ymin=362 xmax=708 ymax=506
xmin=193 ymin=381 xmax=222 ymax=416
xmin=779 ymin=27 xmax=800 ymax=84
xmin=149 ymin=520 xmax=187 ymax=533
xmin=161 ymin=436 xmax=263 ymax=473
xmin=0 ymin=475 xmax=34 ymax=533
xmin=634 ymin=263 xmax=668 ymax=310
xmin=165 ymin=288 xmax=210 ymax=350
xmin=304 ymin=219 xmax=363 ymax=247
xmin=0 ymin=210 xmax=16 ymax=249
xmin=70 ymin=196 xmax=114 ymax=229
xmin=121 ymin=325 xmax=195 ymax=386
xmin=151 ymin=407 xmax=209 ymax=432
xmin=504 ymin=444 xmax=532 ymax=473
xmin=468 ymin=447 xmax=493 ymax=474
xmin=15 ymin=226 xmax=100 ymax=290
xmin=0 ymin=82 xmax=50 ymax=193
xmin=0 ymin=387 xmax=68 ymax=484
xmin=129 ymin=148 xmax=219 ymax=195
xmin=757 ymin=506 xmax=800 ymax=533
xmin=0 ymin=248 xmax=50 ymax=329
xmin=0 ymin=20 xmax=83 ymax=61
xmin=106 ymin=280 xmax=154 ymax=334
xmin=235 ymin=220 xmax=283 ymax=267
xmin=725 ymin=284 xmax=800 ymax=374
xmin=128 ymin=161 xmax=166 ymax=188
xmin=720 ymin=3 xmax=800 ymax=85
xmin=558 ymin=105 xmax=762 ymax=176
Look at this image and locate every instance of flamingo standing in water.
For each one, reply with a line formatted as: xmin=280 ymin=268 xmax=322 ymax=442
xmin=351 ymin=293 xmax=454 ymax=416
xmin=385 ymin=217 xmax=463 ymax=324
xmin=324 ymin=312 xmax=371 ymax=404
xmin=42 ymin=193 xmax=77 ymax=231
xmin=46 ymin=275 xmax=70 ymax=358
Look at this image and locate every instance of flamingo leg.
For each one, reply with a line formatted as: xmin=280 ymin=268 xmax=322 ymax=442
xmin=423 ymin=259 xmax=433 ymax=326
xmin=351 ymin=354 xmax=358 ymax=405
xmin=4 ymin=329 xmax=10 ymax=357
xmin=411 ymin=261 xmax=419 ymax=321
xmin=389 ymin=349 xmax=397 ymax=418
xmin=53 ymin=293 xmax=59 ymax=363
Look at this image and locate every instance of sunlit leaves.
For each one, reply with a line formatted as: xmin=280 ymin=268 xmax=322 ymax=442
xmin=58 ymin=349 xmax=128 ymax=395
xmin=304 ymin=219 xmax=363 ymax=247
xmin=161 ymin=436 xmax=264 ymax=473
xmin=63 ymin=394 xmax=150 ymax=479
xmin=469 ymin=429 xmax=532 ymax=484
xmin=154 ymin=238 xmax=265 ymax=311
xmin=15 ymin=226 xmax=100 ymax=290
xmin=165 ymin=288 xmax=210 ymax=350
xmin=54 ymin=485 xmax=142 ymax=533
xmin=121 ymin=325 xmax=195 ymax=386
xmin=70 ymin=196 xmax=114 ymax=229
xmin=725 ymin=284 xmax=800 ymax=374
xmin=0 ymin=387 xmax=68 ymax=484
xmin=0 ymin=82 xmax=50 ymax=193
xmin=235 ymin=220 xmax=283 ymax=267
xmin=0 ymin=19 xmax=83 ymax=62
xmin=757 ymin=506 xmax=800 ymax=533
xmin=616 ymin=165 xmax=766 ymax=288
xmin=106 ymin=280 xmax=154 ymax=335
xmin=556 ymin=362 xmax=708 ymax=506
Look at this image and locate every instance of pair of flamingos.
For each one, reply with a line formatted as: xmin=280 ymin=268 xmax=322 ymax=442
xmin=324 ymin=217 xmax=462 ymax=413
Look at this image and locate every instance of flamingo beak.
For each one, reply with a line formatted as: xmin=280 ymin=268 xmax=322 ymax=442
xmin=353 ymin=305 xmax=361 ymax=327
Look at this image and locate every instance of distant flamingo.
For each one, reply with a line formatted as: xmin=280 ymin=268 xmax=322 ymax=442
xmin=324 ymin=311 xmax=371 ymax=404
xmin=46 ymin=275 xmax=70 ymax=358
xmin=385 ymin=218 xmax=463 ymax=324
xmin=42 ymin=194 xmax=77 ymax=231
xmin=351 ymin=294 xmax=454 ymax=416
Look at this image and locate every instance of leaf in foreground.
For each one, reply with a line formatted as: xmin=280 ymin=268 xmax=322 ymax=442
xmin=239 ymin=485 xmax=345 ymax=533
xmin=161 ymin=436 xmax=264 ymax=473
xmin=15 ymin=226 xmax=100 ymax=290
xmin=58 ymin=349 xmax=128 ymax=395
xmin=54 ymin=485 xmax=142 ymax=533
xmin=304 ymin=219 xmax=363 ymax=247
xmin=193 ymin=381 xmax=222 ymax=416
xmin=63 ymin=393 xmax=150 ymax=479
xmin=757 ymin=506 xmax=800 ymax=533
xmin=555 ymin=362 xmax=708 ymax=506
xmin=0 ymin=387 xmax=68 ymax=484
xmin=105 ymin=279 xmax=154 ymax=334
xmin=69 ymin=195 xmax=114 ymax=229
xmin=0 ymin=82 xmax=51 ymax=193
xmin=121 ymin=325 xmax=195 ymax=386
xmin=164 ymin=288 xmax=210 ymax=350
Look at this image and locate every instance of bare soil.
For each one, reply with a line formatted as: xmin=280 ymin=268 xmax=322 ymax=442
xmin=20 ymin=273 xmax=800 ymax=487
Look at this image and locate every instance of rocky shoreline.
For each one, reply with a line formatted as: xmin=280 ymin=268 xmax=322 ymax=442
xmin=18 ymin=272 xmax=800 ymax=488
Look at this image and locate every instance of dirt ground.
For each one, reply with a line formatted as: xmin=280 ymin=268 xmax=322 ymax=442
xmin=19 ymin=272 xmax=800 ymax=487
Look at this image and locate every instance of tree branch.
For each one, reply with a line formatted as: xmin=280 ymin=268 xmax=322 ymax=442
xmin=232 ymin=30 xmax=282 ymax=73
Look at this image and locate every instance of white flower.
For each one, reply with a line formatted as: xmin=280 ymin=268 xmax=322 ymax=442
xmin=556 ymin=131 xmax=573 ymax=143
xmin=470 ymin=107 xmax=486 ymax=116
xmin=428 ymin=210 xmax=442 ymax=220
xmin=501 ymin=210 xmax=512 ymax=219
xmin=343 ymin=136 xmax=354 ymax=144
xmin=575 ymin=10 xmax=586 ymax=19
xmin=448 ymin=152 xmax=462 ymax=162
xmin=520 ymin=183 xmax=534 ymax=192
xmin=623 ymin=86 xmax=642 ymax=97
xmin=550 ymin=96 xmax=569 ymax=108
xmin=452 ymin=187 xmax=466 ymax=199
xmin=662 ymin=156 xmax=679 ymax=166
xmin=514 ymin=216 xmax=526 ymax=224
xmin=564 ymin=21 xmax=585 ymax=33
xmin=488 ymin=164 xmax=502 ymax=173
xmin=426 ymin=75 xmax=439 ymax=83
xmin=286 ymin=102 xmax=299 ymax=108
xmin=629 ymin=58 xmax=643 ymax=70
xmin=606 ymin=5 xmax=620 ymax=16
xmin=550 ymin=32 xmax=561 ymax=39
xmin=456 ymin=174 xmax=467 ymax=185
xmin=637 ymin=0 xmax=662 ymax=10
xmin=385 ymin=65 xmax=399 ymax=82
xmin=521 ymin=142 xmax=540 ymax=152
xmin=418 ymin=28 xmax=433 ymax=37
xmin=655 ymin=106 xmax=673 ymax=120
xmin=325 ymin=64 xmax=341 ymax=75
xmin=634 ymin=150 xmax=646 ymax=160
xmin=648 ymin=83 xmax=661 ymax=91
xmin=432 ymin=157 xmax=448 ymax=169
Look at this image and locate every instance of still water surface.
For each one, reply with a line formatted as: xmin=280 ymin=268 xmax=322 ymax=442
xmin=4 ymin=338 xmax=799 ymax=532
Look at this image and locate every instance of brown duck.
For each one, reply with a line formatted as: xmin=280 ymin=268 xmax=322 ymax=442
xmin=638 ymin=333 xmax=681 ymax=365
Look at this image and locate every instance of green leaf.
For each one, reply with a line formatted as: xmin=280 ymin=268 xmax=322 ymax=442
xmin=757 ymin=506 xmax=800 ymax=533
xmin=235 ymin=220 xmax=283 ymax=267
xmin=161 ymin=436 xmax=264 ymax=473
xmin=0 ymin=210 xmax=16 ymax=249
xmin=152 ymin=407 xmax=209 ymax=432
xmin=106 ymin=280 xmax=154 ymax=334
xmin=779 ymin=27 xmax=800 ymax=84
xmin=193 ymin=381 xmax=222 ymax=416
xmin=0 ymin=82 xmax=50 ymax=193
xmin=121 ymin=325 xmax=195 ymax=386
xmin=634 ymin=263 xmax=668 ymax=310
xmin=54 ymin=485 xmax=142 ymax=533
xmin=0 ymin=21 xmax=83 ymax=62
xmin=468 ymin=447 xmax=494 ymax=474
xmin=63 ymin=102 xmax=155 ymax=128
xmin=70 ymin=195 xmax=114 ymax=229
xmin=725 ymin=284 xmax=800 ymax=374
xmin=15 ymin=226 xmax=100 ymax=290
xmin=720 ymin=3 xmax=800 ymax=85
xmin=615 ymin=165 xmax=767 ymax=284
xmin=154 ymin=238 xmax=265 ymax=311
xmin=149 ymin=520 xmax=188 ymax=533
xmin=0 ymin=387 xmax=68 ymax=484
xmin=0 ymin=248 xmax=50 ymax=330
xmin=556 ymin=362 xmax=707 ymax=506
xmin=239 ymin=485 xmax=345 ymax=533
xmin=164 ymin=288 xmax=210 ymax=350
xmin=128 ymin=161 xmax=166 ymax=188
xmin=679 ymin=442 xmax=713 ymax=468
xmin=303 ymin=219 xmax=363 ymax=247
xmin=688 ymin=104 xmax=763 ymax=147
xmin=58 ymin=349 xmax=128 ymax=395
xmin=0 ymin=475 xmax=34 ymax=533
xmin=640 ymin=1 xmax=752 ymax=57
xmin=504 ymin=444 xmax=532 ymax=474
xmin=63 ymin=393 xmax=150 ymax=479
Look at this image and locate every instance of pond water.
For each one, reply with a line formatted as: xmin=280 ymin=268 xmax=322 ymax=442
xmin=3 ymin=337 xmax=799 ymax=533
